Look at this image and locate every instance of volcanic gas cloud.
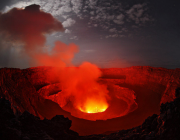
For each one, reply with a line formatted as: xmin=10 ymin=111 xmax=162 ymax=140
xmin=0 ymin=4 xmax=137 ymax=120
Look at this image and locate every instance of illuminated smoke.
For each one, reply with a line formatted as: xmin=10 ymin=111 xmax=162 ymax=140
xmin=0 ymin=4 xmax=110 ymax=114
xmin=0 ymin=4 xmax=137 ymax=119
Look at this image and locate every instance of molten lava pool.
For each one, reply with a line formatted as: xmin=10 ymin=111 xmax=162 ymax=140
xmin=42 ymin=84 xmax=138 ymax=121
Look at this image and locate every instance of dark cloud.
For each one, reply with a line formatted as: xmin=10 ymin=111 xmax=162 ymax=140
xmin=0 ymin=0 xmax=11 ymax=11
xmin=0 ymin=4 xmax=64 ymax=68
xmin=0 ymin=4 xmax=64 ymax=52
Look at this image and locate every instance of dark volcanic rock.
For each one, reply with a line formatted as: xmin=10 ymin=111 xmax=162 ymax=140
xmin=0 ymin=68 xmax=42 ymax=118
xmin=0 ymin=98 xmax=78 ymax=140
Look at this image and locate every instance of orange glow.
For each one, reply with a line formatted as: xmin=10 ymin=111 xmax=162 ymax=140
xmin=0 ymin=4 xmax=138 ymax=122
xmin=32 ymin=40 xmax=111 ymax=117
xmin=30 ymin=41 xmax=138 ymax=121
xmin=56 ymin=62 xmax=110 ymax=114
xmin=78 ymin=97 xmax=108 ymax=113
xmin=32 ymin=41 xmax=138 ymax=120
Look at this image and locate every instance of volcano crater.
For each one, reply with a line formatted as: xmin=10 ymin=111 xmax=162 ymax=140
xmin=1 ymin=66 xmax=180 ymax=135
xmin=38 ymin=83 xmax=138 ymax=121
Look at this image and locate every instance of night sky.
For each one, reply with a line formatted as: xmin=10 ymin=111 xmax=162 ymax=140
xmin=0 ymin=0 xmax=180 ymax=69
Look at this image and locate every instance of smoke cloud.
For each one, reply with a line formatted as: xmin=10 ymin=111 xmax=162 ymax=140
xmin=0 ymin=4 xmax=64 ymax=46
xmin=32 ymin=41 xmax=79 ymax=67
xmin=0 ymin=4 xmax=110 ymax=114
xmin=0 ymin=4 xmax=64 ymax=64
xmin=0 ymin=4 xmax=137 ymax=120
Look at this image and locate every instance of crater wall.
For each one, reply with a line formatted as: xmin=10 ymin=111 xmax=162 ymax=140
xmin=0 ymin=66 xmax=180 ymax=135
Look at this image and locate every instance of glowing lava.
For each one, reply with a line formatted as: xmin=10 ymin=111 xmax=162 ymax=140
xmin=43 ymin=83 xmax=138 ymax=121
xmin=78 ymin=98 xmax=109 ymax=113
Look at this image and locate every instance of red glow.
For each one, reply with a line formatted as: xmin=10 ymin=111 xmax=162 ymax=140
xmin=49 ymin=62 xmax=110 ymax=115
xmin=31 ymin=35 xmax=137 ymax=120
xmin=0 ymin=4 xmax=138 ymax=121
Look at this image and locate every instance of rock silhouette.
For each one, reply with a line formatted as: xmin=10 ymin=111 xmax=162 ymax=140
xmin=0 ymin=98 xmax=78 ymax=140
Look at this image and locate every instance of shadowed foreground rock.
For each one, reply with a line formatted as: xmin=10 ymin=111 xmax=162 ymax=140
xmin=0 ymin=98 xmax=79 ymax=140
